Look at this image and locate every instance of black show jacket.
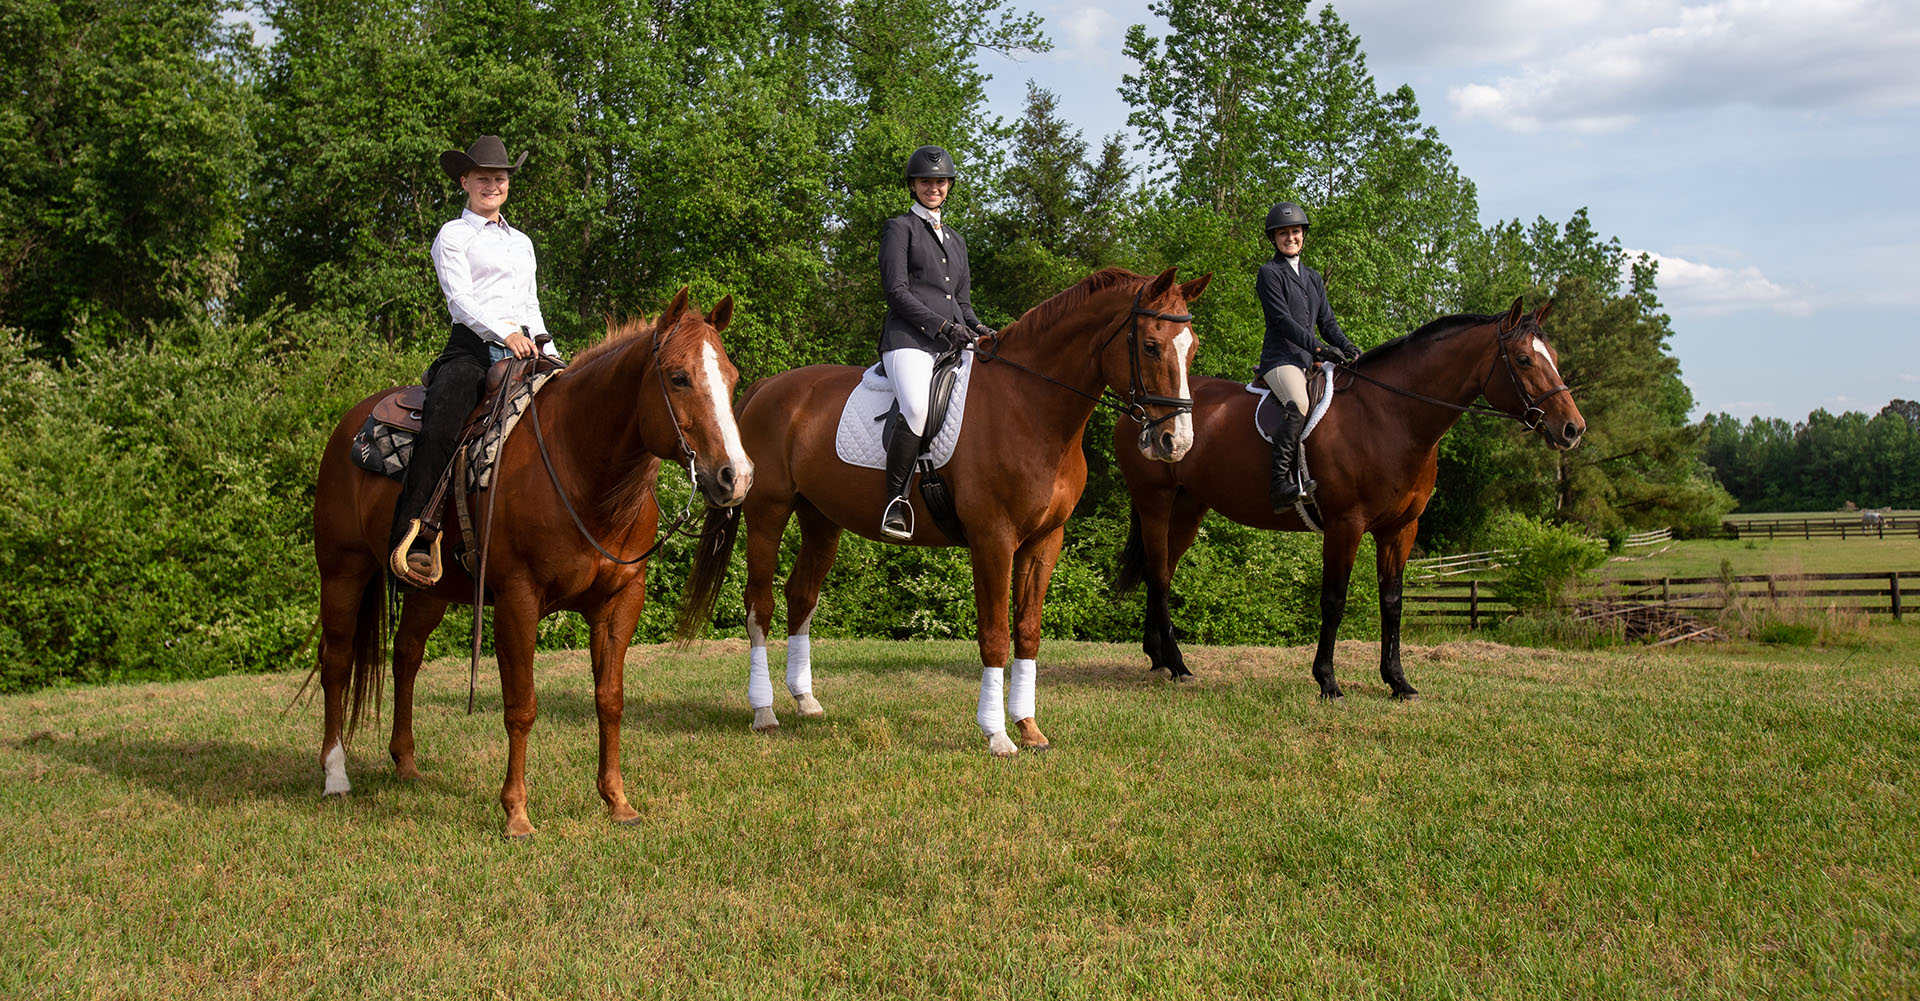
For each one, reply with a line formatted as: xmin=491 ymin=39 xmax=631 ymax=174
xmin=1254 ymin=252 xmax=1357 ymax=377
xmin=878 ymin=211 xmax=981 ymax=354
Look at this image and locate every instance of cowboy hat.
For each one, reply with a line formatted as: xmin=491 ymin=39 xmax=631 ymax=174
xmin=439 ymin=135 xmax=528 ymax=182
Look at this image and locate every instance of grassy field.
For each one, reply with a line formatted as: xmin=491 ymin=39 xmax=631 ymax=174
xmin=6 ymin=631 xmax=1918 ymax=1000
xmin=1599 ymin=535 xmax=1920 ymax=580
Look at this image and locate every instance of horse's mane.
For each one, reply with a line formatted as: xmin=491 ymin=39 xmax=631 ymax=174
xmin=1354 ymin=312 xmax=1500 ymax=365
xmin=559 ymin=312 xmax=689 ymax=526
xmin=1000 ymin=267 xmax=1152 ymax=339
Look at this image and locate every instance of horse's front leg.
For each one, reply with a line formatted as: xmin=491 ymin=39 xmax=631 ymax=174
xmin=1375 ymin=522 xmax=1420 ymax=700
xmin=742 ymin=494 xmax=792 ymax=733
xmin=970 ymin=539 xmax=1020 ymax=757
xmin=1009 ymin=528 xmax=1066 ymax=751
xmin=588 ymin=587 xmax=648 ymax=825
xmin=779 ymin=503 xmax=841 ymax=722
xmin=492 ymin=587 xmax=542 ymax=839
xmin=390 ymin=592 xmax=451 ymax=780
xmin=1156 ymin=491 xmax=1209 ymax=681
xmin=1312 ymin=527 xmax=1363 ymax=700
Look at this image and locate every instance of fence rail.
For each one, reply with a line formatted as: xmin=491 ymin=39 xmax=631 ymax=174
xmin=1721 ymin=517 xmax=1920 ymax=540
xmin=1405 ymin=570 xmax=1916 ymax=628
xmin=1407 ymin=527 xmax=1674 ymax=580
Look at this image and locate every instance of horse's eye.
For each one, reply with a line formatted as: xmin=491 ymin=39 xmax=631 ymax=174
xmin=1143 ymin=341 xmax=1161 ymax=358
xmin=1517 ymin=355 xmax=1533 ymax=367
xmin=669 ymin=372 xmax=693 ymax=388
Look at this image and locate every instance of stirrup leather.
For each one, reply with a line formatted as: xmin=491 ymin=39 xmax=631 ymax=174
xmin=880 ymin=495 xmax=915 ymax=540
xmin=389 ymin=518 xmax=444 ymax=587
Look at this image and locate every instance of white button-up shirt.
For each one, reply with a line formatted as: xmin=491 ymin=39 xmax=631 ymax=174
xmin=430 ymin=209 xmax=558 ymax=359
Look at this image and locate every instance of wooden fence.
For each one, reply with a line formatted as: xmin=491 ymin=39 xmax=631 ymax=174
xmin=1406 ymin=528 xmax=1672 ymax=580
xmin=1722 ymin=516 xmax=1920 ymax=540
xmin=1405 ymin=570 xmax=1916 ymax=629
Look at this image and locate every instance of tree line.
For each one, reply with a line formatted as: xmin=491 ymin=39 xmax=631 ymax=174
xmin=1701 ymin=402 xmax=1920 ymax=513
xmin=2 ymin=0 xmax=1735 ymax=688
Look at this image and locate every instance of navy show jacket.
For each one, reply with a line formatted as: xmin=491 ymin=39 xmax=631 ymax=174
xmin=878 ymin=211 xmax=981 ymax=355
xmin=1254 ymin=252 xmax=1357 ymax=377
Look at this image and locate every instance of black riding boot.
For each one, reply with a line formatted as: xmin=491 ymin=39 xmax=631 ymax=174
xmin=879 ymin=425 xmax=923 ymax=540
xmin=1269 ymin=402 xmax=1316 ymax=512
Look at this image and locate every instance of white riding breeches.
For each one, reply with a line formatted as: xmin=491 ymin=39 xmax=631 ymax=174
xmin=882 ymin=348 xmax=936 ymax=436
xmin=1261 ymin=364 xmax=1309 ymax=413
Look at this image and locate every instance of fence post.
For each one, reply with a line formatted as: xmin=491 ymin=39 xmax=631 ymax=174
xmin=1894 ymin=572 xmax=1903 ymax=622
xmin=1803 ymin=520 xmax=1810 ymax=540
xmin=1662 ymin=577 xmax=1670 ymax=603
xmin=1768 ymin=575 xmax=1777 ymax=601
xmin=1470 ymin=580 xmax=1480 ymax=630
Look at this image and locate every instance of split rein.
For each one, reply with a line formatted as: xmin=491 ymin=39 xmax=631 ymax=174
xmin=967 ymin=287 xmax=1195 ymax=432
xmin=1330 ymin=317 xmax=1571 ymax=432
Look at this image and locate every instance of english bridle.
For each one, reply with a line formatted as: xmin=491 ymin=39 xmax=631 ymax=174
xmin=970 ymin=285 xmax=1196 ymax=433
xmin=1333 ymin=311 xmax=1571 ymax=433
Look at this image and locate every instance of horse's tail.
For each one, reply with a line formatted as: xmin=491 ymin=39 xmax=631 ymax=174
xmin=345 ymin=576 xmax=389 ymax=739
xmin=1113 ymin=506 xmax=1147 ymax=596
xmin=673 ymin=504 xmax=741 ymax=644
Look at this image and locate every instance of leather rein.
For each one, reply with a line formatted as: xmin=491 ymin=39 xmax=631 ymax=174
xmin=1331 ymin=314 xmax=1571 ymax=431
xmin=969 ymin=286 xmax=1195 ymax=431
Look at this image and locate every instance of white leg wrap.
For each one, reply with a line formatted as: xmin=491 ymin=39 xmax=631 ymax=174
xmin=785 ymin=634 xmax=812 ymax=696
xmin=977 ymin=667 xmax=1006 ymax=736
xmin=1009 ymin=658 xmax=1036 ymax=722
xmin=322 ymin=742 xmax=349 ymax=796
xmin=748 ymin=645 xmax=773 ymax=709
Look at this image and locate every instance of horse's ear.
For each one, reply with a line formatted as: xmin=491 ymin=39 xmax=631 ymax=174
xmin=1532 ymin=298 xmax=1553 ymax=325
xmin=1502 ymin=296 xmax=1524 ymax=331
xmin=1147 ymin=267 xmax=1177 ymax=301
xmin=660 ymin=286 xmax=691 ymax=329
xmin=710 ymin=294 xmax=734 ymax=333
xmin=1178 ymin=272 xmax=1212 ymax=303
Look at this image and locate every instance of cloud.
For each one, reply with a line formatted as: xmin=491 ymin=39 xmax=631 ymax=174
xmin=1626 ymin=248 xmax=1813 ymax=317
xmin=1441 ymin=0 xmax=1920 ymax=131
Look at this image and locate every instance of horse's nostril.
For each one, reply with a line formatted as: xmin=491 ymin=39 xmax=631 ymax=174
xmin=1159 ymin=431 xmax=1175 ymax=453
xmin=717 ymin=465 xmax=736 ymax=489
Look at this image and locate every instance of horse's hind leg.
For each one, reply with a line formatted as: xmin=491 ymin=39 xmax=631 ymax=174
xmin=316 ymin=570 xmax=376 ymax=797
xmin=743 ymin=493 xmax=793 ymax=732
xmin=1009 ymin=527 xmax=1066 ymax=750
xmin=781 ymin=501 xmax=841 ymax=721
xmin=390 ymin=592 xmax=451 ymax=779
xmin=1374 ymin=522 xmax=1420 ymax=700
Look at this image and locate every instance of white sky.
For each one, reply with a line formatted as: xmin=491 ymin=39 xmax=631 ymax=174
xmin=978 ymin=0 xmax=1920 ymax=421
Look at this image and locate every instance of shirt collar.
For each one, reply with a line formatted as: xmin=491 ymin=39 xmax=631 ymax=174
xmin=909 ymin=202 xmax=942 ymax=229
xmin=461 ymin=208 xmax=512 ymax=232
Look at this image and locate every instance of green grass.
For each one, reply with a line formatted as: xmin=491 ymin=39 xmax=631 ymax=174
xmin=5 ymin=633 xmax=1919 ymax=999
xmin=1599 ymin=536 xmax=1920 ymax=580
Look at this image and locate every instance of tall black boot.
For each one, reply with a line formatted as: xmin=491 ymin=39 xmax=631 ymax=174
xmin=879 ymin=425 xmax=923 ymax=540
xmin=1269 ymin=402 xmax=1316 ymax=512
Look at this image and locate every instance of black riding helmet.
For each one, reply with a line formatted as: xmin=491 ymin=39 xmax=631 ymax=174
xmin=904 ymin=145 xmax=958 ymax=183
xmin=1264 ymin=201 xmax=1310 ymax=234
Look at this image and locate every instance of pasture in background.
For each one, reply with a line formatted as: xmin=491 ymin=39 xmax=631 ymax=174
xmin=5 ymin=634 xmax=1916 ymax=999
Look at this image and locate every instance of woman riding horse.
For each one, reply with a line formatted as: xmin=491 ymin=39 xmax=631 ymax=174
xmin=1255 ymin=202 xmax=1360 ymax=511
xmin=877 ymin=144 xmax=995 ymax=540
xmin=390 ymin=135 xmax=564 ymax=587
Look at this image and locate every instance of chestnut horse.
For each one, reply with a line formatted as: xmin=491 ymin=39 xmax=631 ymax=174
xmin=677 ymin=268 xmax=1210 ymax=756
xmin=1115 ymin=298 xmax=1586 ymax=698
xmin=311 ymin=288 xmax=751 ymax=838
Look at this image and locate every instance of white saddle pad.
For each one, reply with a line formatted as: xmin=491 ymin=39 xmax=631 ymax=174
xmin=833 ymin=351 xmax=977 ymax=470
xmin=1244 ymin=361 xmax=1336 ymax=444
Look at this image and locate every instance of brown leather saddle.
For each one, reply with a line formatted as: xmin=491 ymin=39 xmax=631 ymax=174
xmin=351 ymin=355 xmax=565 ymax=480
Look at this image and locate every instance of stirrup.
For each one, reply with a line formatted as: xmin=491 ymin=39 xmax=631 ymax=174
xmin=880 ymin=495 xmax=915 ymax=541
xmin=389 ymin=519 xmax=444 ymax=587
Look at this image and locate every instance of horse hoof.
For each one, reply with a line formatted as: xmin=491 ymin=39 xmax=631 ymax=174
xmin=502 ymin=829 xmax=535 ymax=842
xmin=986 ymin=732 xmax=1019 ymax=758
xmin=751 ymin=707 xmax=780 ymax=732
xmin=322 ymin=790 xmax=348 ymax=800
xmin=1393 ymin=691 xmax=1420 ymax=702
xmin=1319 ymin=691 xmax=1345 ymax=702
xmin=794 ymin=693 xmax=825 ymax=718
xmin=1022 ymin=742 xmax=1052 ymax=753
xmin=1171 ymin=673 xmax=1193 ymax=684
xmin=616 ymin=814 xmax=646 ymax=827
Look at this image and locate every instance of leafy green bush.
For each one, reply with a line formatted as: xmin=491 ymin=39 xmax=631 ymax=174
xmin=1486 ymin=513 xmax=1605 ymax=614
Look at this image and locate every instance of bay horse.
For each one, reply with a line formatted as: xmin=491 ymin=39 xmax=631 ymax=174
xmin=1114 ymin=298 xmax=1586 ymax=698
xmin=310 ymin=287 xmax=751 ymax=838
xmin=676 ymin=268 xmax=1211 ymax=756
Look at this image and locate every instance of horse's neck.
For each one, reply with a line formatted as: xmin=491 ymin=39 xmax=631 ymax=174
xmin=1354 ymin=326 xmax=1499 ymax=452
xmin=977 ymin=312 xmax=1112 ymax=441
xmin=540 ymin=339 xmax=664 ymax=497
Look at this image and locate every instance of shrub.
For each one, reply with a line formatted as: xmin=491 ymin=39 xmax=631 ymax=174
xmin=1485 ymin=512 xmax=1606 ymax=615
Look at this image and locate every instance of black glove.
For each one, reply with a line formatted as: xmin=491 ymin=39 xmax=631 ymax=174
xmin=1341 ymin=344 xmax=1362 ymax=364
xmin=972 ymin=323 xmax=997 ymax=340
xmin=1312 ymin=344 xmax=1343 ymax=364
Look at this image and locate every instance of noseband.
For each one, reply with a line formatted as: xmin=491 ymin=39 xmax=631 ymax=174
xmin=1493 ymin=313 xmax=1570 ymax=431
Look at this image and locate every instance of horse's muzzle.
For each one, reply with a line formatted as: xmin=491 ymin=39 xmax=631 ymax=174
xmin=698 ymin=459 xmax=753 ymax=507
xmin=1137 ymin=416 xmax=1193 ymax=463
xmin=1543 ymin=419 xmax=1586 ymax=451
